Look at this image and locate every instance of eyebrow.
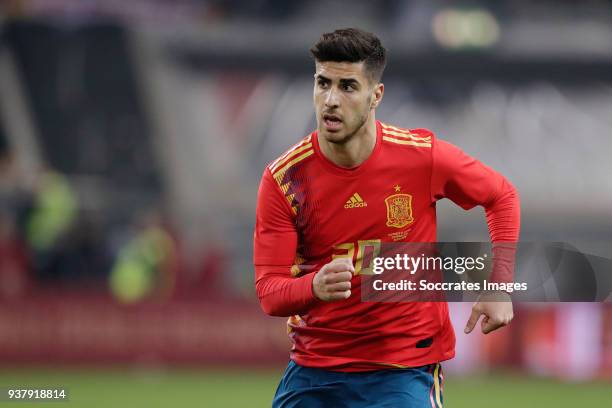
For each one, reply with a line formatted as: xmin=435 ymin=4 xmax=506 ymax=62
xmin=339 ymin=78 xmax=359 ymax=87
xmin=315 ymin=74 xmax=361 ymax=86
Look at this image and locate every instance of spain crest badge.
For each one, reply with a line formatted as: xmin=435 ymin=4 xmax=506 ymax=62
xmin=385 ymin=194 xmax=414 ymax=228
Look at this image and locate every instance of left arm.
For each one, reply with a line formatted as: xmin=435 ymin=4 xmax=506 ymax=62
xmin=431 ymin=138 xmax=521 ymax=334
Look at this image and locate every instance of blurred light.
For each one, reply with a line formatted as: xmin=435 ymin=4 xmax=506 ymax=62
xmin=432 ymin=8 xmax=500 ymax=49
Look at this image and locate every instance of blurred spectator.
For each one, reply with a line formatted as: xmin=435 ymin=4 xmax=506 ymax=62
xmin=109 ymin=210 xmax=177 ymax=303
xmin=25 ymin=167 xmax=77 ymax=252
xmin=22 ymin=166 xmax=82 ymax=285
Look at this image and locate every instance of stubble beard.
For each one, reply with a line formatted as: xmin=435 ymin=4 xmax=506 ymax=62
xmin=322 ymin=108 xmax=370 ymax=146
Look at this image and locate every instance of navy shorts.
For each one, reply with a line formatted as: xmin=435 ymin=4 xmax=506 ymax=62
xmin=272 ymin=360 xmax=444 ymax=408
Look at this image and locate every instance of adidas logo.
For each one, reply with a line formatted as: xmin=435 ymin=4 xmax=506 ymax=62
xmin=344 ymin=193 xmax=368 ymax=209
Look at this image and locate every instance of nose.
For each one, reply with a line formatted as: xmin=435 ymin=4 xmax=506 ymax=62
xmin=324 ymin=87 xmax=339 ymax=109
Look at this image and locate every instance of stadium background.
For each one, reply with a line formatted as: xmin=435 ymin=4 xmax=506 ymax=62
xmin=0 ymin=0 xmax=611 ymax=406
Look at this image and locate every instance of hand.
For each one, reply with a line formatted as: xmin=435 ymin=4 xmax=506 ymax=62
xmin=312 ymin=258 xmax=354 ymax=301
xmin=464 ymin=291 xmax=513 ymax=334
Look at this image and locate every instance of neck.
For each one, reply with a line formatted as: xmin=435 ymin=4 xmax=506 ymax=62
xmin=318 ymin=113 xmax=377 ymax=168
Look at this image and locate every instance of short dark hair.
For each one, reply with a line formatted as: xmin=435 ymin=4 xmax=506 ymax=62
xmin=310 ymin=28 xmax=387 ymax=83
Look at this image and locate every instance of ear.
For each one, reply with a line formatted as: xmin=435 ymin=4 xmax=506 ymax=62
xmin=370 ymin=83 xmax=384 ymax=109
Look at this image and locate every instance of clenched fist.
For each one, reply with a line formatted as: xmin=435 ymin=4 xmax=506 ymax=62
xmin=312 ymin=258 xmax=354 ymax=301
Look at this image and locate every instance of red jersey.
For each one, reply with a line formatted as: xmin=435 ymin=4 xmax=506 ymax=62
xmin=253 ymin=120 xmax=520 ymax=371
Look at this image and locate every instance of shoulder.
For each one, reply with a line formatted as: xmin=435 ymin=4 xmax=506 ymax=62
xmin=266 ymin=133 xmax=315 ymax=180
xmin=379 ymin=122 xmax=435 ymax=149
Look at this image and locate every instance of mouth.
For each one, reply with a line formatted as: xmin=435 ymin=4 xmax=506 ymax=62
xmin=323 ymin=113 xmax=343 ymax=131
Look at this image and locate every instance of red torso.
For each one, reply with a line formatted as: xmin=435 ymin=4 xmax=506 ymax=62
xmin=254 ymin=120 xmax=519 ymax=371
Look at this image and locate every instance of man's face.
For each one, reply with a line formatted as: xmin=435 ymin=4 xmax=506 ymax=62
xmin=313 ymin=61 xmax=382 ymax=144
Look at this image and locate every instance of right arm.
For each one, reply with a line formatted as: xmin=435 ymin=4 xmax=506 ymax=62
xmin=254 ymin=169 xmax=316 ymax=317
xmin=253 ymin=169 xmax=353 ymax=317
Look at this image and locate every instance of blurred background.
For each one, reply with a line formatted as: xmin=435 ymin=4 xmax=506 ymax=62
xmin=0 ymin=0 xmax=611 ymax=406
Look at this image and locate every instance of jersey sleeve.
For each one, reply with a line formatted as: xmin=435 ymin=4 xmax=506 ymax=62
xmin=431 ymin=138 xmax=521 ymax=283
xmin=253 ymin=168 xmax=317 ymax=316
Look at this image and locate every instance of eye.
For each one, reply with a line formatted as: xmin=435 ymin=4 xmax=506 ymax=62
xmin=342 ymin=84 xmax=355 ymax=92
xmin=317 ymin=79 xmax=329 ymax=89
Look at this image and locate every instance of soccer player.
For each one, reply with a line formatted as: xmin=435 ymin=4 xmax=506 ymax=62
xmin=254 ymin=28 xmax=520 ymax=407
